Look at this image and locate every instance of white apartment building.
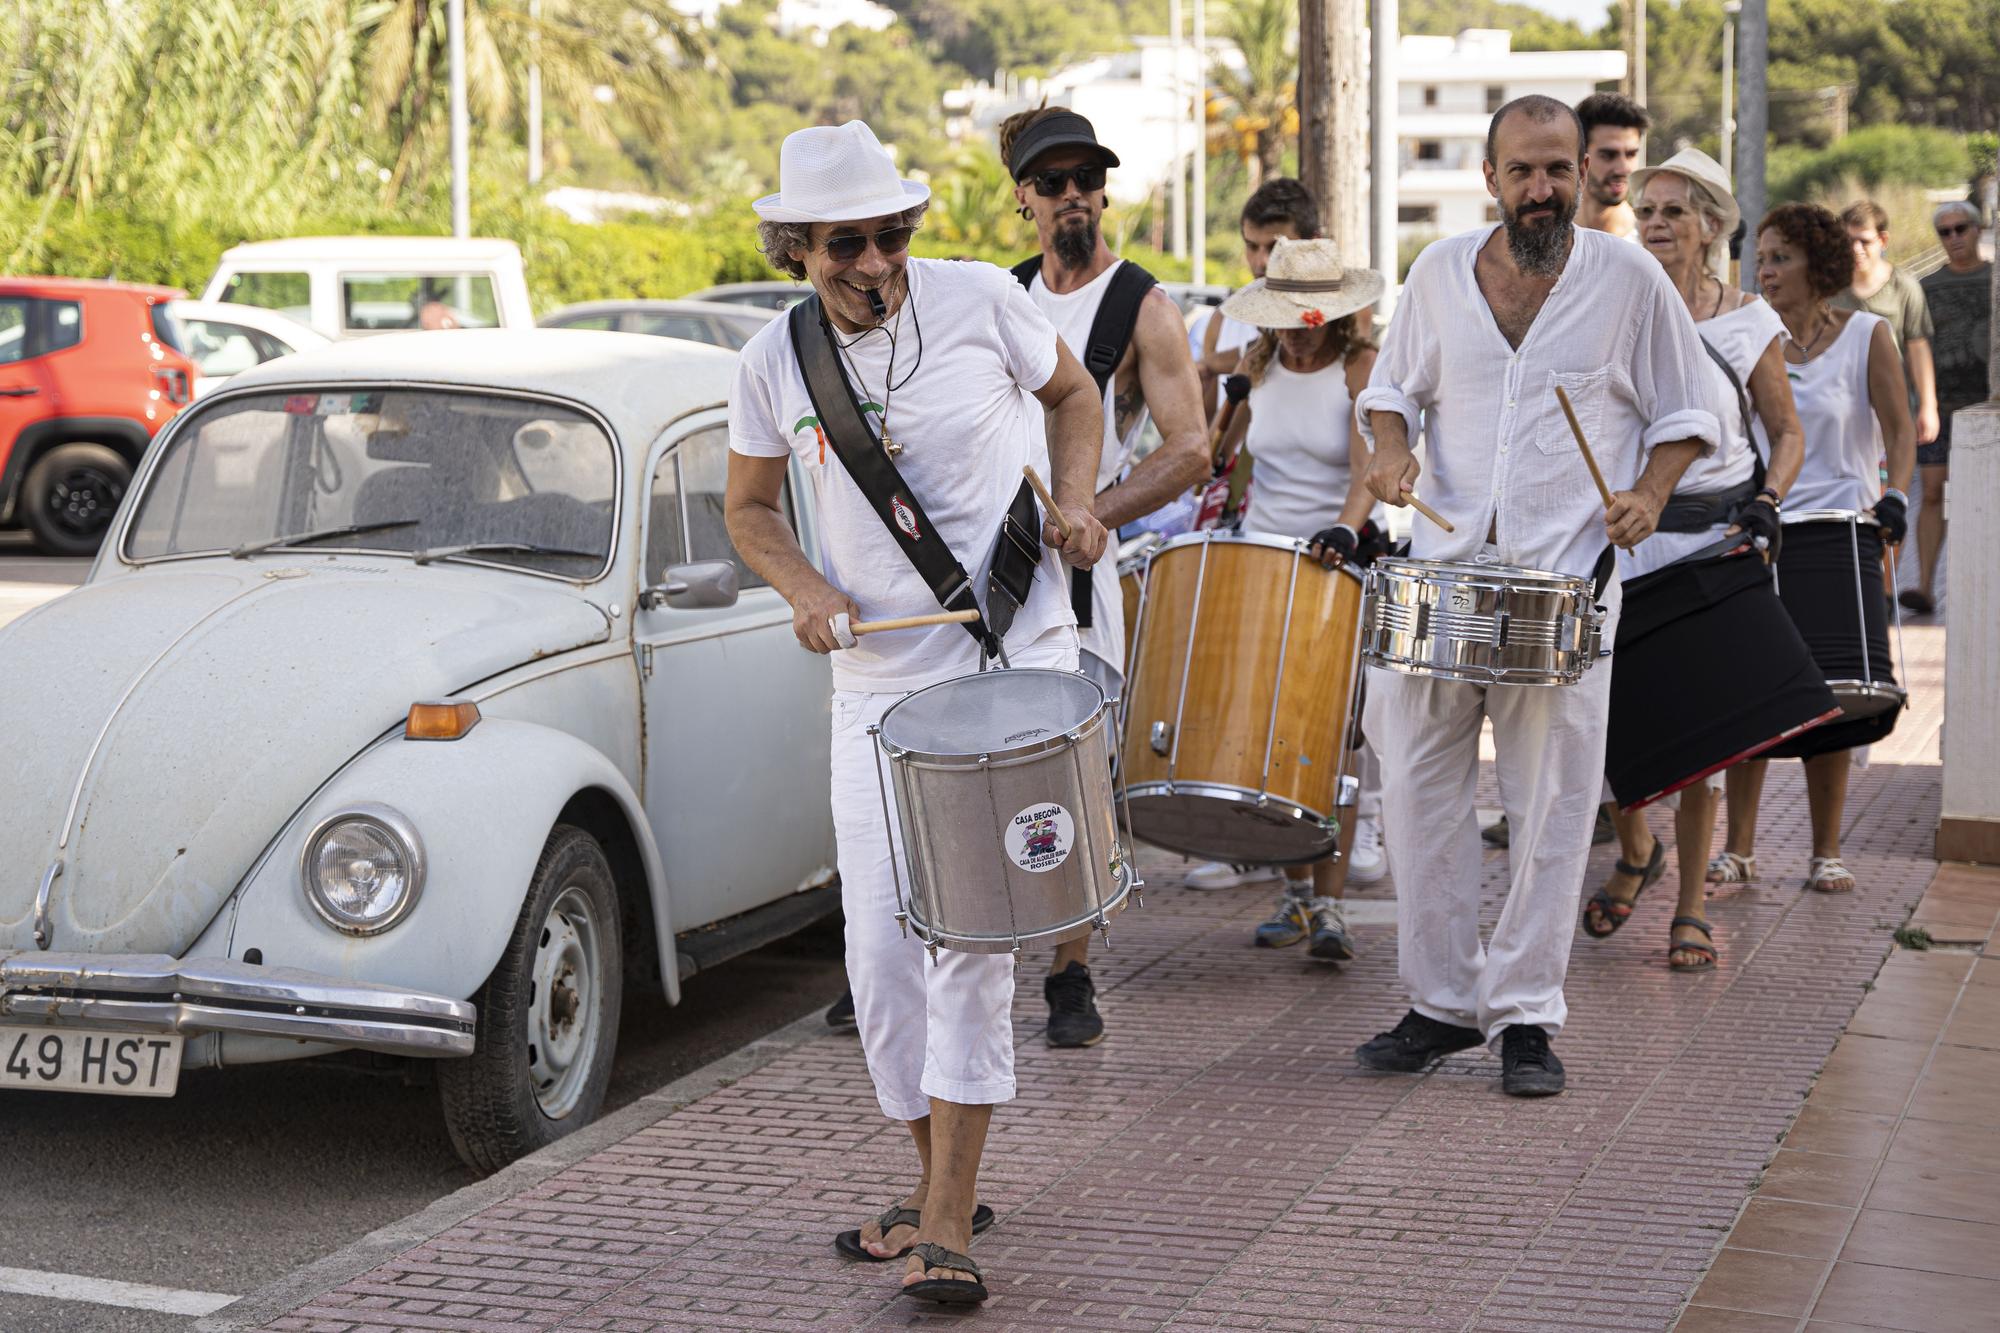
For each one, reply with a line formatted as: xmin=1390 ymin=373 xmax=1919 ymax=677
xmin=947 ymin=29 xmax=1627 ymax=240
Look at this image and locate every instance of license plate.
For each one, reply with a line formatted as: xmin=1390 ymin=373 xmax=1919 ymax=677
xmin=1 ymin=1025 xmax=183 ymax=1097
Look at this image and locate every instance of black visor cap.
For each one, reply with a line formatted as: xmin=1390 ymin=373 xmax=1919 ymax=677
xmin=1008 ymin=110 xmax=1121 ymax=181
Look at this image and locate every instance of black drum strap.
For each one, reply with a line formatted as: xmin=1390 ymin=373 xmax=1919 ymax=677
xmin=788 ymin=297 xmax=997 ymax=655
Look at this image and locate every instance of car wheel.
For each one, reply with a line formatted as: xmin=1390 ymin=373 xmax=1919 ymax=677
xmin=439 ymin=824 xmax=623 ymax=1174
xmin=23 ymin=442 xmax=132 ymax=556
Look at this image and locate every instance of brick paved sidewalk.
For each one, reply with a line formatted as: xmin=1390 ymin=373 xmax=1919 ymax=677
xmin=234 ymin=628 xmax=1950 ymax=1333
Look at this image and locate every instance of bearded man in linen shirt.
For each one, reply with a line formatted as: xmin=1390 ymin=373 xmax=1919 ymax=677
xmin=1351 ymin=96 xmax=1718 ymax=1097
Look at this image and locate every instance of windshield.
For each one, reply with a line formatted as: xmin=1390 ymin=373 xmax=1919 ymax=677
xmin=123 ymin=388 xmax=617 ymax=575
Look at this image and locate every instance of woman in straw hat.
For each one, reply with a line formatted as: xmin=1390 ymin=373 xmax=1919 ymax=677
xmin=1194 ymin=237 xmax=1387 ymax=961
xmin=1581 ymin=148 xmax=1835 ymax=970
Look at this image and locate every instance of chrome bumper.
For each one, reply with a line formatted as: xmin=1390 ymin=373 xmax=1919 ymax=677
xmin=0 ymin=952 xmax=476 ymax=1058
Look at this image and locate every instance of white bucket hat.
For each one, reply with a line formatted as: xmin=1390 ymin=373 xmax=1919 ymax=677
xmin=1629 ymin=148 xmax=1742 ymax=236
xmin=753 ymin=120 xmax=930 ymax=223
xmin=1219 ymin=238 xmax=1385 ymax=330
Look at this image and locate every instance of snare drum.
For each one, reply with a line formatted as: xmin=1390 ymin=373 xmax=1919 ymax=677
xmin=1761 ymin=510 xmax=1905 ymax=758
xmin=1361 ymin=557 xmax=1603 ymax=687
xmin=1120 ymin=531 xmax=1365 ymax=865
xmin=873 ymin=669 xmax=1137 ymax=955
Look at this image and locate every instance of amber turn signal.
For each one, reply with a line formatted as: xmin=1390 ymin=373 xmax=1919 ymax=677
xmin=405 ymin=700 xmax=481 ymax=741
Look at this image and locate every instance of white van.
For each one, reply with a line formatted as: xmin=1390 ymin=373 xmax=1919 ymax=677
xmin=202 ymin=236 xmax=536 ymax=338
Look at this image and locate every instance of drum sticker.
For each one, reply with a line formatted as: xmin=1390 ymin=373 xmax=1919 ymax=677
xmin=1006 ymin=804 xmax=1075 ymax=874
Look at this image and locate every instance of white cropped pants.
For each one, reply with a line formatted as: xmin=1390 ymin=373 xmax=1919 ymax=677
xmin=1363 ymin=581 xmax=1620 ymax=1039
xmin=830 ymin=630 xmax=1081 ymax=1121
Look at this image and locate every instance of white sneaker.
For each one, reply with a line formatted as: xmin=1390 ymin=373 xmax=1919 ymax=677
xmin=1347 ymin=817 xmax=1386 ymax=884
xmin=1183 ymin=860 xmax=1283 ymax=890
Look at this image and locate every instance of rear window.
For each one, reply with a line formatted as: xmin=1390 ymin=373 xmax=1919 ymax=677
xmin=0 ymin=299 xmax=29 ymax=364
xmin=219 ymin=272 xmax=311 ymax=323
xmin=342 ymin=273 xmax=499 ymax=332
xmin=0 ymin=298 xmax=84 ymax=362
xmin=150 ymin=304 xmax=183 ymax=351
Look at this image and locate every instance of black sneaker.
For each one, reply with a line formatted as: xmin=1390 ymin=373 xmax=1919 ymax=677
xmin=1499 ymin=1024 xmax=1566 ymax=1097
xmin=824 ymin=988 xmax=856 ymax=1033
xmin=1044 ymin=962 xmax=1105 ymax=1048
xmin=1481 ymin=815 xmax=1510 ymax=848
xmin=1354 ymin=1009 xmax=1484 ymax=1072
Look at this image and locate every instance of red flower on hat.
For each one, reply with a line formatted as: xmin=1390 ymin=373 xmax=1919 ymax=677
xmin=1301 ymin=308 xmax=1326 ymax=327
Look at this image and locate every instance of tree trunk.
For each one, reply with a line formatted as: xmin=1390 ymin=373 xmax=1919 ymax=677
xmin=1298 ymin=0 xmax=1369 ymax=265
xmin=1258 ymin=129 xmax=1284 ymax=188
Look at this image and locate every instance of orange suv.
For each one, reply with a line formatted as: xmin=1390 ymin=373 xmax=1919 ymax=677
xmin=0 ymin=278 xmax=198 ymax=554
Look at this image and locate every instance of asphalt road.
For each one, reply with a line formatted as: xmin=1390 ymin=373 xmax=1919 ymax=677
xmin=0 ymin=537 xmax=851 ymax=1331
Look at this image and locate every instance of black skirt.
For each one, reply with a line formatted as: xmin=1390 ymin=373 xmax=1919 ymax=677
xmin=1606 ymin=550 xmax=1841 ymax=808
xmin=1762 ymin=519 xmax=1902 ymax=759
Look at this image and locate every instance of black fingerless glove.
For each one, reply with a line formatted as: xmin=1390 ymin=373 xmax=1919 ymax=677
xmin=1310 ymin=524 xmax=1359 ymax=561
xmin=1734 ymin=499 xmax=1781 ymax=557
xmin=1872 ymin=492 xmax=1908 ymax=545
xmin=1223 ymin=373 xmax=1251 ymax=404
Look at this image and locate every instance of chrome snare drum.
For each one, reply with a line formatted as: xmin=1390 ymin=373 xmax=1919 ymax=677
xmin=1362 ymin=556 xmax=1603 ymax=686
xmin=872 ymin=669 xmax=1139 ymax=957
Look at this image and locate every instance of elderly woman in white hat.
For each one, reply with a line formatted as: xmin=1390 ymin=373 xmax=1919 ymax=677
xmin=725 ymin=119 xmax=1109 ymax=1306
xmin=1582 ymin=148 xmax=1826 ymax=971
xmin=1179 ymin=237 xmax=1387 ymax=958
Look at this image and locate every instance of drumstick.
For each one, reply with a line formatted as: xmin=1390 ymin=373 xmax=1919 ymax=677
xmin=1022 ymin=464 xmax=1074 ymax=539
xmin=1553 ymin=384 xmax=1615 ymax=510
xmin=851 ymin=609 xmax=982 ymax=635
xmin=1405 ymin=494 xmax=1455 ymax=533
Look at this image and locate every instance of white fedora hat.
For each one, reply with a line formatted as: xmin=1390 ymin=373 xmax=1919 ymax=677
xmin=753 ymin=120 xmax=930 ymax=224
xmin=1629 ymin=148 xmax=1741 ymax=236
xmin=1219 ymin=237 xmax=1385 ymax=330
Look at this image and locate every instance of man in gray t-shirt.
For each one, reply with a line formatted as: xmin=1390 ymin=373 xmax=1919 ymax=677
xmin=1836 ymin=200 xmax=1939 ymax=448
xmin=1904 ymin=201 xmax=1991 ymax=612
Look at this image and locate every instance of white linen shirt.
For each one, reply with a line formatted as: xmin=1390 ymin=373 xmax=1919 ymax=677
xmin=1356 ymin=225 xmax=1720 ymax=580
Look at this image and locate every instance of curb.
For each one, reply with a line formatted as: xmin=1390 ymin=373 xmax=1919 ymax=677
xmin=195 ymin=1010 xmax=833 ymax=1332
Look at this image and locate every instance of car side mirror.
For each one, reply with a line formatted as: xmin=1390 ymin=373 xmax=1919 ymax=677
xmin=640 ymin=560 xmax=738 ymax=611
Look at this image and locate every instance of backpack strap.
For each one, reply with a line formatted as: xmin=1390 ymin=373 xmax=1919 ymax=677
xmin=787 ymin=297 xmax=996 ymax=655
xmin=1011 ymin=257 xmax=1159 ymax=394
xmin=1009 ymin=255 xmax=1042 ymax=289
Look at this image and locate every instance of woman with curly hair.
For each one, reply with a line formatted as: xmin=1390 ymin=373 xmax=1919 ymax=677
xmin=1709 ymin=202 xmax=1916 ymax=895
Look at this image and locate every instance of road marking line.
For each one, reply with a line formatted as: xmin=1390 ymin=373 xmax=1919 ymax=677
xmin=0 ymin=1265 xmax=236 ymax=1317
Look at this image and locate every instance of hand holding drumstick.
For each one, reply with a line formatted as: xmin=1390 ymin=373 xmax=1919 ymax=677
xmin=1553 ymin=384 xmax=1667 ymax=550
xmin=1023 ymin=464 xmax=1108 ymax=567
xmin=1359 ymin=412 xmax=1455 ymax=532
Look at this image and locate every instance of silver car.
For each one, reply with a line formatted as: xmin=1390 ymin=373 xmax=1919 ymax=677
xmin=0 ymin=330 xmax=835 ymax=1171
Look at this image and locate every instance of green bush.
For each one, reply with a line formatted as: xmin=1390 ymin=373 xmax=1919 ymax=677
xmin=1770 ymin=126 xmax=1974 ymax=203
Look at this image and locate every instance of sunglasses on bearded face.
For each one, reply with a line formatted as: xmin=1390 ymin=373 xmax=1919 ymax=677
xmin=818 ymin=225 xmax=917 ymax=263
xmin=1937 ymin=222 xmax=1974 ymax=238
xmin=1025 ymin=164 xmax=1108 ymax=197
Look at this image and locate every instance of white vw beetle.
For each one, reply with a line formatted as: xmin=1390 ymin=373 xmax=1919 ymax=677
xmin=0 ymin=330 xmax=837 ymax=1170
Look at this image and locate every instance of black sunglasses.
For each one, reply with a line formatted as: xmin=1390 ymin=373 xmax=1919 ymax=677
xmin=1937 ymin=222 xmax=1974 ymax=238
xmin=1026 ymin=164 xmax=1107 ymax=197
xmin=819 ymin=225 xmax=916 ymax=263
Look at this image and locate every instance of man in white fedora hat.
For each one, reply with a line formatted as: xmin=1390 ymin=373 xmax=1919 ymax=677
xmin=996 ymin=104 xmax=1208 ymax=1050
xmin=1353 ymin=95 xmax=1716 ymax=1097
xmin=724 ymin=118 xmax=1108 ymax=1306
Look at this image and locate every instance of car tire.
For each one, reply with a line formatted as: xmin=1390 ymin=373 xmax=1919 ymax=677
xmin=439 ymin=824 xmax=623 ymax=1174
xmin=22 ymin=442 xmax=133 ymax=556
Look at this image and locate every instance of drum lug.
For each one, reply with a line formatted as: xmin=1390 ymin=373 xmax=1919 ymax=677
xmin=1148 ymin=720 xmax=1171 ymax=755
xmin=893 ymin=909 xmax=909 ymax=939
xmin=926 ymin=941 xmax=940 ymax=965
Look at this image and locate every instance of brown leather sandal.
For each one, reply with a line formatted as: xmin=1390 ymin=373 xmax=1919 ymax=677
xmin=833 ymin=1203 xmax=994 ymax=1261
xmin=901 ymin=1242 xmax=988 ymax=1304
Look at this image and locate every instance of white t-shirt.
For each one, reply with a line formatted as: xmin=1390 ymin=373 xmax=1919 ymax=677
xmin=1187 ymin=306 xmax=1259 ymax=366
xmin=1622 ymin=298 xmax=1778 ymax=579
xmin=1025 ymin=260 xmax=1153 ymax=678
xmin=1758 ymin=310 xmax=1886 ymax=515
xmin=730 ymin=258 xmax=1075 ymax=692
xmin=1242 ymin=357 xmax=1358 ymax=540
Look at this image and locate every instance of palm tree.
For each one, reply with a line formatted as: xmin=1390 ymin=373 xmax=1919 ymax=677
xmin=1210 ymin=0 xmax=1296 ymax=189
xmin=354 ymin=0 xmax=704 ymax=202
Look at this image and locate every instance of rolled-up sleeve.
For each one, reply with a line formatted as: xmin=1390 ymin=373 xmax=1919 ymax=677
xmin=1632 ymin=273 xmax=1721 ymax=457
xmin=1355 ymin=288 xmax=1438 ymax=445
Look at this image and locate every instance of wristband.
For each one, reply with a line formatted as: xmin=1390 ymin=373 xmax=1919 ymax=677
xmin=1755 ymin=487 xmax=1780 ymax=507
xmin=1882 ymin=487 xmax=1909 ymax=508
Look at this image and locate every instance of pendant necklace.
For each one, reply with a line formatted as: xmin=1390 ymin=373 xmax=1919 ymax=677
xmin=836 ymin=288 xmax=924 ymax=458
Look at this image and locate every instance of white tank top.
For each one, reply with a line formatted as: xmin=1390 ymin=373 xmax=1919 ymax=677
xmin=1623 ymin=299 xmax=1779 ymax=579
xmin=1242 ymin=354 xmax=1357 ymax=540
xmin=1758 ymin=310 xmax=1884 ymax=514
xmin=1027 ymin=260 xmax=1152 ymax=679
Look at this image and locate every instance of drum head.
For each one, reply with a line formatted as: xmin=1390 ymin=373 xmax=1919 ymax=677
xmin=880 ymin=668 xmax=1104 ymax=762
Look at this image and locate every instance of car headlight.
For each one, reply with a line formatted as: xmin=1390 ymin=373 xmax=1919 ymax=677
xmin=301 ymin=804 xmax=425 ymax=934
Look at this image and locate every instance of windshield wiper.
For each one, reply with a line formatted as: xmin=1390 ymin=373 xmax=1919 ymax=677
xmin=411 ymin=541 xmax=602 ymax=567
xmin=230 ymin=519 xmax=419 ymax=559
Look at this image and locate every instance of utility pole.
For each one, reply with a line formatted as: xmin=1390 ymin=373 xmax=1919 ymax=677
xmin=1299 ymin=0 xmax=1369 ymax=262
xmin=1720 ymin=1 xmax=1737 ymax=180
xmin=1192 ymin=0 xmax=1207 ymax=284
xmin=1170 ymin=0 xmax=1185 ymax=260
xmin=1632 ymin=0 xmax=1646 ymax=108
xmin=1369 ymin=0 xmax=1398 ymax=312
xmin=448 ymin=0 xmax=469 ymax=237
xmin=528 ymin=0 xmax=544 ymax=187
xmin=1733 ymin=0 xmax=1767 ymax=292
